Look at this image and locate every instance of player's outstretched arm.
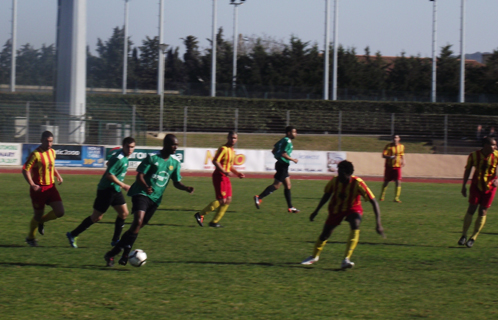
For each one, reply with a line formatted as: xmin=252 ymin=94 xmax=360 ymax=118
xmin=173 ymin=181 xmax=194 ymax=194
xmin=369 ymin=199 xmax=385 ymax=238
xmin=309 ymin=192 xmax=332 ymax=221
xmin=461 ymin=167 xmax=472 ymax=197
xmin=230 ymin=167 xmax=245 ymax=179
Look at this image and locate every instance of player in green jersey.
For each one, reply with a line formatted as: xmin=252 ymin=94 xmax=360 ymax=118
xmin=104 ymin=134 xmax=194 ymax=267
xmin=254 ymin=126 xmax=300 ymax=213
xmin=66 ymin=137 xmax=136 ymax=248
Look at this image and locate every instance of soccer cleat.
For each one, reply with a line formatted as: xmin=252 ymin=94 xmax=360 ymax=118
xmin=457 ymin=236 xmax=467 ymax=246
xmin=194 ymin=212 xmax=204 ymax=227
xmin=288 ymin=207 xmax=300 ymax=213
xmin=254 ymin=195 xmax=261 ymax=209
xmin=111 ymin=239 xmax=120 ymax=247
xmin=66 ymin=232 xmax=78 ymax=248
xmin=104 ymin=252 xmax=115 ymax=267
xmin=394 ymin=199 xmax=402 ymax=203
xmin=38 ymin=223 xmax=45 ymax=235
xmin=341 ymin=258 xmax=355 ymax=269
xmin=466 ymin=239 xmax=475 ymax=248
xmin=301 ymin=256 xmax=319 ymax=265
xmin=209 ymin=222 xmax=223 ymax=228
xmin=25 ymin=238 xmax=38 ymax=247
xmin=118 ymin=254 xmax=128 ymax=266
xmin=379 ymin=197 xmax=385 ymax=201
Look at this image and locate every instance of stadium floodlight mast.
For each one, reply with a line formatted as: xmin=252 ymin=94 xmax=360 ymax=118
xmin=159 ymin=43 xmax=168 ymax=135
xmin=230 ymin=0 xmax=245 ymax=97
xmin=459 ymin=0 xmax=466 ymax=103
xmin=10 ymin=0 xmax=17 ymax=92
xmin=331 ymin=0 xmax=339 ymax=101
xmin=122 ymin=0 xmax=130 ymax=95
xmin=430 ymin=0 xmax=437 ymax=103
xmin=211 ymin=0 xmax=218 ymax=97
xmin=323 ymin=0 xmax=330 ymax=100
xmin=157 ymin=0 xmax=165 ymax=95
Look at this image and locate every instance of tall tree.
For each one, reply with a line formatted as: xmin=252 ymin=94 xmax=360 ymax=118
xmin=0 ymin=40 xmax=12 ymax=85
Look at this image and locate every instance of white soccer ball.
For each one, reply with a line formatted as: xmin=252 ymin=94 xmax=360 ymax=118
xmin=129 ymin=249 xmax=147 ymax=267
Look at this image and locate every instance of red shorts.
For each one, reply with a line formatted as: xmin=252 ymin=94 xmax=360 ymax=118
xmin=30 ymin=185 xmax=62 ymax=210
xmin=469 ymin=183 xmax=497 ymax=208
xmin=212 ymin=172 xmax=232 ymax=200
xmin=325 ymin=209 xmax=363 ymax=227
xmin=384 ymin=167 xmax=401 ymax=182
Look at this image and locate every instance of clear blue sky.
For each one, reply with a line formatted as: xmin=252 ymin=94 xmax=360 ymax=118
xmin=0 ymin=0 xmax=497 ymax=58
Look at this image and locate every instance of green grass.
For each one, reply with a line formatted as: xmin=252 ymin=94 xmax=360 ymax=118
xmin=1 ymin=173 xmax=498 ymax=319
xmin=146 ymin=133 xmax=433 ymax=153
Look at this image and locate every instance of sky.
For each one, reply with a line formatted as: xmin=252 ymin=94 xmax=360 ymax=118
xmin=0 ymin=0 xmax=497 ymax=59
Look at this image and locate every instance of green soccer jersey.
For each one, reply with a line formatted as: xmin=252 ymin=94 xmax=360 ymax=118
xmin=127 ymin=153 xmax=182 ymax=206
xmin=98 ymin=149 xmax=129 ymax=192
xmin=273 ymin=137 xmax=293 ymax=164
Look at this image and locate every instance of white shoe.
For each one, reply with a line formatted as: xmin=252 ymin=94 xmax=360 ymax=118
xmin=301 ymin=256 xmax=319 ymax=265
xmin=288 ymin=207 xmax=300 ymax=213
xmin=341 ymin=258 xmax=354 ymax=269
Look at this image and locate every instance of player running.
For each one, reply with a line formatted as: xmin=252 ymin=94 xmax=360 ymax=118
xmin=301 ymin=160 xmax=385 ymax=269
xmin=458 ymin=137 xmax=498 ymax=248
xmin=104 ymin=134 xmax=194 ymax=267
xmin=66 ymin=137 xmax=136 ymax=248
xmin=380 ymin=135 xmax=405 ymax=202
xmin=254 ymin=126 xmax=299 ymax=213
xmin=194 ymin=131 xmax=245 ymax=228
xmin=22 ymin=131 xmax=64 ymax=246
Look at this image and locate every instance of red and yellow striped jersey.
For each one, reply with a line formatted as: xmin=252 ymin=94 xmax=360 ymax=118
xmin=383 ymin=143 xmax=405 ymax=168
xmin=325 ymin=176 xmax=375 ymax=214
xmin=213 ymin=145 xmax=235 ymax=174
xmin=466 ymin=150 xmax=498 ymax=191
xmin=23 ymin=147 xmax=56 ymax=186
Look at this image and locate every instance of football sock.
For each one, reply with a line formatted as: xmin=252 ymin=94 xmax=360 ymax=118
xmin=40 ymin=210 xmax=57 ymax=223
xmin=27 ymin=218 xmax=38 ymax=240
xmin=380 ymin=186 xmax=387 ymax=200
xmin=284 ymin=189 xmax=293 ymax=208
xmin=71 ymin=216 xmax=94 ymax=237
xmin=312 ymin=238 xmax=328 ymax=258
xmin=200 ymin=200 xmax=220 ymax=216
xmin=470 ymin=215 xmax=487 ymax=240
xmin=211 ymin=204 xmax=229 ymax=224
xmin=462 ymin=213 xmax=473 ymax=236
xmin=395 ymin=187 xmax=402 ymax=200
xmin=112 ymin=217 xmax=125 ymax=242
xmin=344 ymin=229 xmax=360 ymax=259
xmin=259 ymin=185 xmax=276 ymax=199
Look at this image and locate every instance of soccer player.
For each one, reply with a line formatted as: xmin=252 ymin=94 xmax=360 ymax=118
xmin=194 ymin=131 xmax=245 ymax=228
xmin=458 ymin=137 xmax=498 ymax=248
xmin=104 ymin=134 xmax=194 ymax=267
xmin=22 ymin=131 xmax=64 ymax=246
xmin=65 ymin=137 xmax=136 ymax=248
xmin=253 ymin=126 xmax=300 ymax=213
xmin=380 ymin=135 xmax=405 ymax=202
xmin=301 ymin=160 xmax=385 ymax=269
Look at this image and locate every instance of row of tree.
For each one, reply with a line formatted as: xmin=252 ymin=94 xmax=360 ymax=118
xmin=1 ymin=26 xmax=497 ymax=96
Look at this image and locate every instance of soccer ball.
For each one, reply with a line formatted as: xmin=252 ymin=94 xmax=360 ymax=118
xmin=129 ymin=249 xmax=147 ymax=267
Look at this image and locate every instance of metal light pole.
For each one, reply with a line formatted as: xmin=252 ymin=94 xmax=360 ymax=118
xmin=211 ymin=0 xmax=218 ymax=97
xmin=122 ymin=0 xmax=130 ymax=95
xmin=10 ymin=0 xmax=17 ymax=92
xmin=459 ymin=0 xmax=466 ymax=103
xmin=331 ymin=0 xmax=339 ymax=101
xmin=157 ymin=0 xmax=165 ymax=95
xmin=431 ymin=0 xmax=437 ymax=103
xmin=323 ymin=0 xmax=330 ymax=100
xmin=230 ymin=0 xmax=245 ymax=97
xmin=159 ymin=43 xmax=168 ymax=134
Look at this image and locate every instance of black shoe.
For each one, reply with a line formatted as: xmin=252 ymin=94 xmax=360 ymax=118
xmin=104 ymin=252 xmax=114 ymax=267
xmin=209 ymin=222 xmax=223 ymax=228
xmin=457 ymin=235 xmax=467 ymax=246
xmin=466 ymin=239 xmax=475 ymax=248
xmin=26 ymin=238 xmax=38 ymax=247
xmin=38 ymin=223 xmax=44 ymax=235
xmin=118 ymin=254 xmax=128 ymax=266
xmin=194 ymin=212 xmax=204 ymax=227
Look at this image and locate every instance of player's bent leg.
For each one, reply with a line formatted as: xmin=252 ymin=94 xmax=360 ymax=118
xmin=467 ymin=207 xmax=488 ymax=247
xmin=460 ymin=204 xmax=478 ymax=245
xmin=394 ymin=180 xmax=402 ymax=202
xmin=380 ymin=182 xmax=388 ymax=201
xmin=112 ymin=205 xmax=128 ymax=246
xmin=27 ymin=210 xmax=44 ymax=241
xmin=49 ymin=201 xmax=65 ymax=218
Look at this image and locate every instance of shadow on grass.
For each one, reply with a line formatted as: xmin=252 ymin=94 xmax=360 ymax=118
xmin=304 ymin=240 xmax=445 ymax=248
xmin=0 ymin=261 xmax=131 ymax=271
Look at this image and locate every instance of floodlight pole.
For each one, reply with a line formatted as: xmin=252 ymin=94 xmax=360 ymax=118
xmin=157 ymin=0 xmax=165 ymax=95
xmin=211 ymin=0 xmax=218 ymax=97
xmin=431 ymin=0 xmax=437 ymax=103
xmin=459 ymin=0 xmax=466 ymax=103
xmin=323 ymin=0 xmax=330 ymax=100
xmin=230 ymin=0 xmax=244 ymax=97
xmin=10 ymin=0 xmax=17 ymax=92
xmin=159 ymin=43 xmax=168 ymax=134
xmin=122 ymin=0 xmax=129 ymax=95
xmin=331 ymin=0 xmax=339 ymax=101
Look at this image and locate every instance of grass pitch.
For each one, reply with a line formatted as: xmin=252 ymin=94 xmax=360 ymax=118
xmin=1 ymin=173 xmax=498 ymax=319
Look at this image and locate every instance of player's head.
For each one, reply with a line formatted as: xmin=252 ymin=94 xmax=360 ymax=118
xmin=482 ymin=136 xmax=497 ymax=154
xmin=392 ymin=135 xmax=400 ymax=144
xmin=285 ymin=126 xmax=297 ymax=139
xmin=163 ymin=134 xmax=179 ymax=155
xmin=122 ymin=137 xmax=136 ymax=157
xmin=226 ymin=131 xmax=238 ymax=147
xmin=40 ymin=131 xmax=54 ymax=150
xmin=337 ymin=160 xmax=354 ymax=182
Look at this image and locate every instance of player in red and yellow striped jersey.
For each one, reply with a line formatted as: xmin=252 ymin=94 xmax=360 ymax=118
xmin=458 ymin=137 xmax=498 ymax=248
xmin=22 ymin=131 xmax=65 ymax=246
xmin=194 ymin=131 xmax=245 ymax=228
xmin=380 ymin=135 xmax=405 ymax=202
xmin=301 ymin=160 xmax=385 ymax=269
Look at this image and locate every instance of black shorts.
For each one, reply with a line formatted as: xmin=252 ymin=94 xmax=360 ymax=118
xmin=93 ymin=188 xmax=126 ymax=213
xmin=131 ymin=195 xmax=158 ymax=225
xmin=274 ymin=161 xmax=290 ymax=182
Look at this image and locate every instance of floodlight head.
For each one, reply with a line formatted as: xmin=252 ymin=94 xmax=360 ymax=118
xmin=159 ymin=43 xmax=168 ymax=52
